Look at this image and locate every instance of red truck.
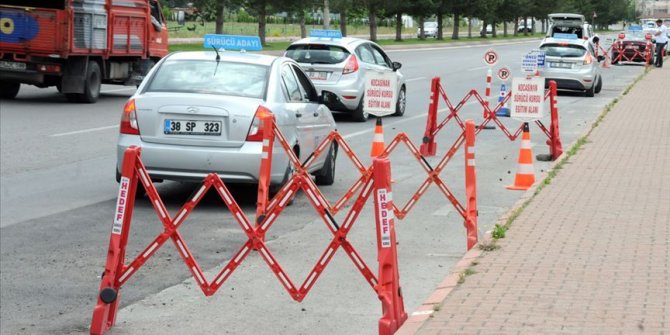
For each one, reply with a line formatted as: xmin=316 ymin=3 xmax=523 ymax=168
xmin=0 ymin=0 xmax=168 ymax=102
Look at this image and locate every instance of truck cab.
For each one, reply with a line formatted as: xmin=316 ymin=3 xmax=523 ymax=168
xmin=0 ymin=0 xmax=168 ymax=102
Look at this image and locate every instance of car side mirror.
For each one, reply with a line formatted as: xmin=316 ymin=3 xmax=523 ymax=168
xmin=318 ymin=91 xmax=337 ymax=105
xmin=392 ymin=61 xmax=402 ymax=71
xmin=597 ymin=55 xmax=605 ymax=62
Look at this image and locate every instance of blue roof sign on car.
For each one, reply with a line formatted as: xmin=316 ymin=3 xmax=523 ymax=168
xmin=553 ymin=33 xmax=578 ymax=40
xmin=628 ymin=25 xmax=643 ymax=31
xmin=309 ymin=29 xmax=343 ymax=38
xmin=203 ymin=34 xmax=262 ymax=51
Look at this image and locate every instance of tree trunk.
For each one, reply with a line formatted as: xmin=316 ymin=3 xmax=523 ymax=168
xmin=492 ymin=20 xmax=497 ymax=37
xmin=299 ymin=10 xmax=306 ymax=38
xmin=503 ymin=21 xmax=508 ymax=37
xmin=437 ymin=12 xmax=443 ymax=40
xmin=340 ymin=8 xmax=347 ymax=36
xmin=323 ymin=0 xmax=330 ymax=29
xmin=480 ymin=19 xmax=487 ymax=38
xmin=258 ymin=0 xmax=266 ymax=45
xmin=368 ymin=7 xmax=377 ymax=41
xmin=395 ymin=12 xmax=402 ymax=41
xmin=468 ymin=17 xmax=472 ymax=38
xmin=418 ymin=16 xmax=425 ymax=39
xmin=523 ymin=16 xmax=528 ymax=36
xmin=452 ymin=13 xmax=459 ymax=39
xmin=215 ymin=1 xmax=224 ymax=34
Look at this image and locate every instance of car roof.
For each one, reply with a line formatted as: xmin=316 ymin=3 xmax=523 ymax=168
xmin=548 ymin=13 xmax=586 ymax=21
xmin=289 ymin=37 xmax=368 ymax=48
xmin=165 ymin=51 xmax=279 ymax=66
xmin=541 ymin=37 xmax=590 ymax=47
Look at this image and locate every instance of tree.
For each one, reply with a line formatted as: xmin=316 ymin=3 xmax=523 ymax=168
xmin=406 ymin=0 xmax=435 ymax=40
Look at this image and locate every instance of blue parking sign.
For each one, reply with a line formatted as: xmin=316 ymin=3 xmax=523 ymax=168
xmin=203 ymin=34 xmax=262 ymax=51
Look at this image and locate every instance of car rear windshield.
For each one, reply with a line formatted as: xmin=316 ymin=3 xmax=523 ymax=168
xmin=540 ymin=44 xmax=586 ymax=58
xmin=285 ymin=44 xmax=350 ymax=64
xmin=146 ymin=60 xmax=268 ymax=99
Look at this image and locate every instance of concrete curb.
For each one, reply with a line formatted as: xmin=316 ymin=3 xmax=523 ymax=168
xmin=395 ymin=68 xmax=652 ymax=335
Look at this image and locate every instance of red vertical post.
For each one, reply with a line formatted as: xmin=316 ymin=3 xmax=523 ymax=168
xmin=548 ymin=81 xmax=563 ymax=160
xmin=420 ymin=77 xmax=439 ymax=156
xmin=90 ymin=147 xmax=142 ymax=335
xmin=464 ymin=120 xmax=478 ymax=250
xmin=255 ymin=106 xmax=275 ymax=231
xmin=373 ymin=158 xmax=407 ymax=335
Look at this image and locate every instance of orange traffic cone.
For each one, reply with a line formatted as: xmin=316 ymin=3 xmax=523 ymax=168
xmin=370 ymin=117 xmax=385 ymax=157
xmin=507 ymin=122 xmax=535 ymax=190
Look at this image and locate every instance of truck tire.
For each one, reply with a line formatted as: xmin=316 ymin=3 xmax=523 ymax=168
xmin=0 ymin=81 xmax=20 ymax=99
xmin=79 ymin=61 xmax=102 ymax=103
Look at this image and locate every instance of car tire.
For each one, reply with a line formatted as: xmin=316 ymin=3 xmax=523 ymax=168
xmin=351 ymin=95 xmax=369 ymax=122
xmin=0 ymin=81 xmax=20 ymax=99
xmin=594 ymin=76 xmax=602 ymax=94
xmin=585 ymin=83 xmax=595 ymax=97
xmin=315 ymin=143 xmax=337 ymax=186
xmin=393 ymin=86 xmax=406 ymax=117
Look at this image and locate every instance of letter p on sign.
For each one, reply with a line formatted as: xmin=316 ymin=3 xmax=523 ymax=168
xmin=484 ymin=49 xmax=498 ymax=66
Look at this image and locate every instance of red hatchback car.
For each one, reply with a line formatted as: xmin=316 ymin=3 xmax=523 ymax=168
xmin=611 ymin=27 xmax=655 ymax=65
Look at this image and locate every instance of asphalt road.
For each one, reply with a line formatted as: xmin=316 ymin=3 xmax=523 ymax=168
xmin=0 ymin=37 xmax=644 ymax=335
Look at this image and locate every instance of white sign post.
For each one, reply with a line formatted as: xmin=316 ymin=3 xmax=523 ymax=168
xmin=510 ymin=77 xmax=545 ymax=121
xmin=364 ymin=72 xmax=398 ymax=117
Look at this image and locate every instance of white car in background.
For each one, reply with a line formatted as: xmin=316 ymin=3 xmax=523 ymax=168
xmin=417 ymin=22 xmax=439 ymax=38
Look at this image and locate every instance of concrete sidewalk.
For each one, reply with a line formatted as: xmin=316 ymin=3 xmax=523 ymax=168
xmin=398 ymin=65 xmax=670 ymax=334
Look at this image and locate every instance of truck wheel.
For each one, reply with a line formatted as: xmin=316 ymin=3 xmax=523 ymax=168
xmin=79 ymin=61 xmax=101 ymax=103
xmin=0 ymin=81 xmax=20 ymax=99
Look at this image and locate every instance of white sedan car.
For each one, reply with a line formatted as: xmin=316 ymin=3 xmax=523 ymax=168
xmin=116 ymin=51 xmax=338 ymax=191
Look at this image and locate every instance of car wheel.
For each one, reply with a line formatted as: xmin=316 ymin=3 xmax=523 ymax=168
xmin=79 ymin=61 xmax=102 ymax=103
xmin=585 ymin=83 xmax=595 ymax=97
xmin=393 ymin=86 xmax=406 ymax=117
xmin=594 ymin=76 xmax=602 ymax=94
xmin=0 ymin=81 xmax=20 ymax=99
xmin=314 ymin=143 xmax=337 ymax=185
xmin=351 ymin=95 xmax=369 ymax=122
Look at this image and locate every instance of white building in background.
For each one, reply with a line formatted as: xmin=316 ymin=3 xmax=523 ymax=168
xmin=637 ymin=0 xmax=670 ymax=19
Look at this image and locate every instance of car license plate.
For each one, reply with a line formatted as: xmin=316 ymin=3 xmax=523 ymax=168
xmin=307 ymin=71 xmax=328 ymax=80
xmin=164 ymin=119 xmax=221 ymax=136
xmin=550 ymin=62 xmax=572 ymax=69
xmin=0 ymin=60 xmax=27 ymax=71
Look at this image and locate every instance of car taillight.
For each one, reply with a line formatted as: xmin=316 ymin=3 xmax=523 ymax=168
xmin=246 ymin=105 xmax=273 ymax=142
xmin=342 ymin=54 xmax=359 ymax=74
xmin=583 ymin=53 xmax=593 ymax=65
xmin=120 ymin=99 xmax=140 ymax=135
